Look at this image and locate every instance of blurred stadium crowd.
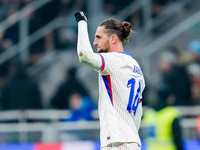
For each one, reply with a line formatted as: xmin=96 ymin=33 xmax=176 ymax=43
xmin=0 ymin=0 xmax=199 ymax=109
xmin=0 ymin=0 xmax=199 ymax=148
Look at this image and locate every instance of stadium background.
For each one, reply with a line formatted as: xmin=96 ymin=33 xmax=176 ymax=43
xmin=0 ymin=0 xmax=200 ymax=149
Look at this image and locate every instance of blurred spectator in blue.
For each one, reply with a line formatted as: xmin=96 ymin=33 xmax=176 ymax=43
xmin=51 ymin=66 xmax=91 ymax=109
xmin=142 ymin=85 xmax=183 ymax=150
xmin=0 ymin=60 xmax=42 ymax=110
xmin=65 ymin=92 xmax=97 ymax=121
xmin=158 ymin=47 xmax=192 ymax=105
xmin=3 ymin=4 xmax=20 ymax=46
xmin=188 ymin=39 xmax=200 ymax=63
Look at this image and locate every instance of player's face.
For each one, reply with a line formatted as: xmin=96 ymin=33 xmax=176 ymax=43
xmin=93 ymin=26 xmax=110 ymax=53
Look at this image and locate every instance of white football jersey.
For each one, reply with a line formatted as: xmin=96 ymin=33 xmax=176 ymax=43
xmin=96 ymin=52 xmax=145 ymax=148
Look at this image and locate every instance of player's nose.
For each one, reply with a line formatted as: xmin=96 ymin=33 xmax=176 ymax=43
xmin=93 ymin=38 xmax=98 ymax=46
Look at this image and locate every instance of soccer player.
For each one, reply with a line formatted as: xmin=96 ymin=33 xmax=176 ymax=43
xmin=74 ymin=11 xmax=145 ymax=150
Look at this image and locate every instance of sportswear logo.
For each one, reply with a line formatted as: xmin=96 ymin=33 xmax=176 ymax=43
xmin=80 ymin=11 xmax=84 ymax=16
xmin=80 ymin=11 xmax=87 ymax=21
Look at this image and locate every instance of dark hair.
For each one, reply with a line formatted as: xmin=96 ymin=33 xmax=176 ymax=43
xmin=99 ymin=18 xmax=133 ymax=42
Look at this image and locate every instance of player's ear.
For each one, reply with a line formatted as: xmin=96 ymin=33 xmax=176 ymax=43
xmin=110 ymin=34 xmax=117 ymax=44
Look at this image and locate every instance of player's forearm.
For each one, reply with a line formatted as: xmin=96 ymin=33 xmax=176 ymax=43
xmin=77 ymin=21 xmax=101 ymax=70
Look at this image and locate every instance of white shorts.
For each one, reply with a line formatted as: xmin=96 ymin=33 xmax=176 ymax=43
xmin=101 ymin=142 xmax=141 ymax=150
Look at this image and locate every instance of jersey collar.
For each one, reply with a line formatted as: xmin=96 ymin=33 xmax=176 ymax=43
xmin=118 ymin=52 xmax=131 ymax=56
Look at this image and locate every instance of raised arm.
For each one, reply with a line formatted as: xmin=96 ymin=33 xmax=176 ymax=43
xmin=75 ymin=11 xmax=102 ymax=71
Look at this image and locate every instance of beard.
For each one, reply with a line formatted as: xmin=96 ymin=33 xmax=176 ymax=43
xmin=97 ymin=40 xmax=110 ymax=53
xmin=97 ymin=48 xmax=108 ymax=53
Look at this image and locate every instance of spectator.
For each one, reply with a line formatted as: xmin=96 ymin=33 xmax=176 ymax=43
xmin=188 ymin=39 xmax=200 ymax=63
xmin=0 ymin=60 xmax=42 ymax=110
xmin=51 ymin=66 xmax=90 ymax=109
xmin=0 ymin=34 xmax=11 ymax=78
xmin=158 ymin=49 xmax=192 ymax=105
xmin=3 ymin=4 xmax=20 ymax=46
xmin=191 ymin=77 xmax=200 ymax=105
xmin=65 ymin=92 xmax=97 ymax=121
xmin=187 ymin=63 xmax=200 ymax=105
xmin=142 ymin=85 xmax=183 ymax=150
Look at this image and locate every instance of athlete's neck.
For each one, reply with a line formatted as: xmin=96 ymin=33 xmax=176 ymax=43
xmin=109 ymin=42 xmax=124 ymax=52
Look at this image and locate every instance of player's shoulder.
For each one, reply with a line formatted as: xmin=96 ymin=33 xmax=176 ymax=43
xmin=98 ymin=52 xmax=119 ymax=60
xmin=100 ymin=52 xmax=132 ymax=58
xmin=99 ymin=52 xmax=138 ymax=66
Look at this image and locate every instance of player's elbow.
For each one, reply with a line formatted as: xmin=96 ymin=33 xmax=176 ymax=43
xmin=78 ymin=51 xmax=89 ymax=63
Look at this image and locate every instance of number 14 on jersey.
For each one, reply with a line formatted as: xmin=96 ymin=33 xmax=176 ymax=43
xmin=127 ymin=78 xmax=141 ymax=116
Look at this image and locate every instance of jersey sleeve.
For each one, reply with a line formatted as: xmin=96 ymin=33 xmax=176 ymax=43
xmin=77 ymin=21 xmax=102 ymax=71
xmin=98 ymin=53 xmax=120 ymax=75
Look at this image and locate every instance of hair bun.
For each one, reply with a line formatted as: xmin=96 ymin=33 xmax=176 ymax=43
xmin=122 ymin=21 xmax=133 ymax=42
